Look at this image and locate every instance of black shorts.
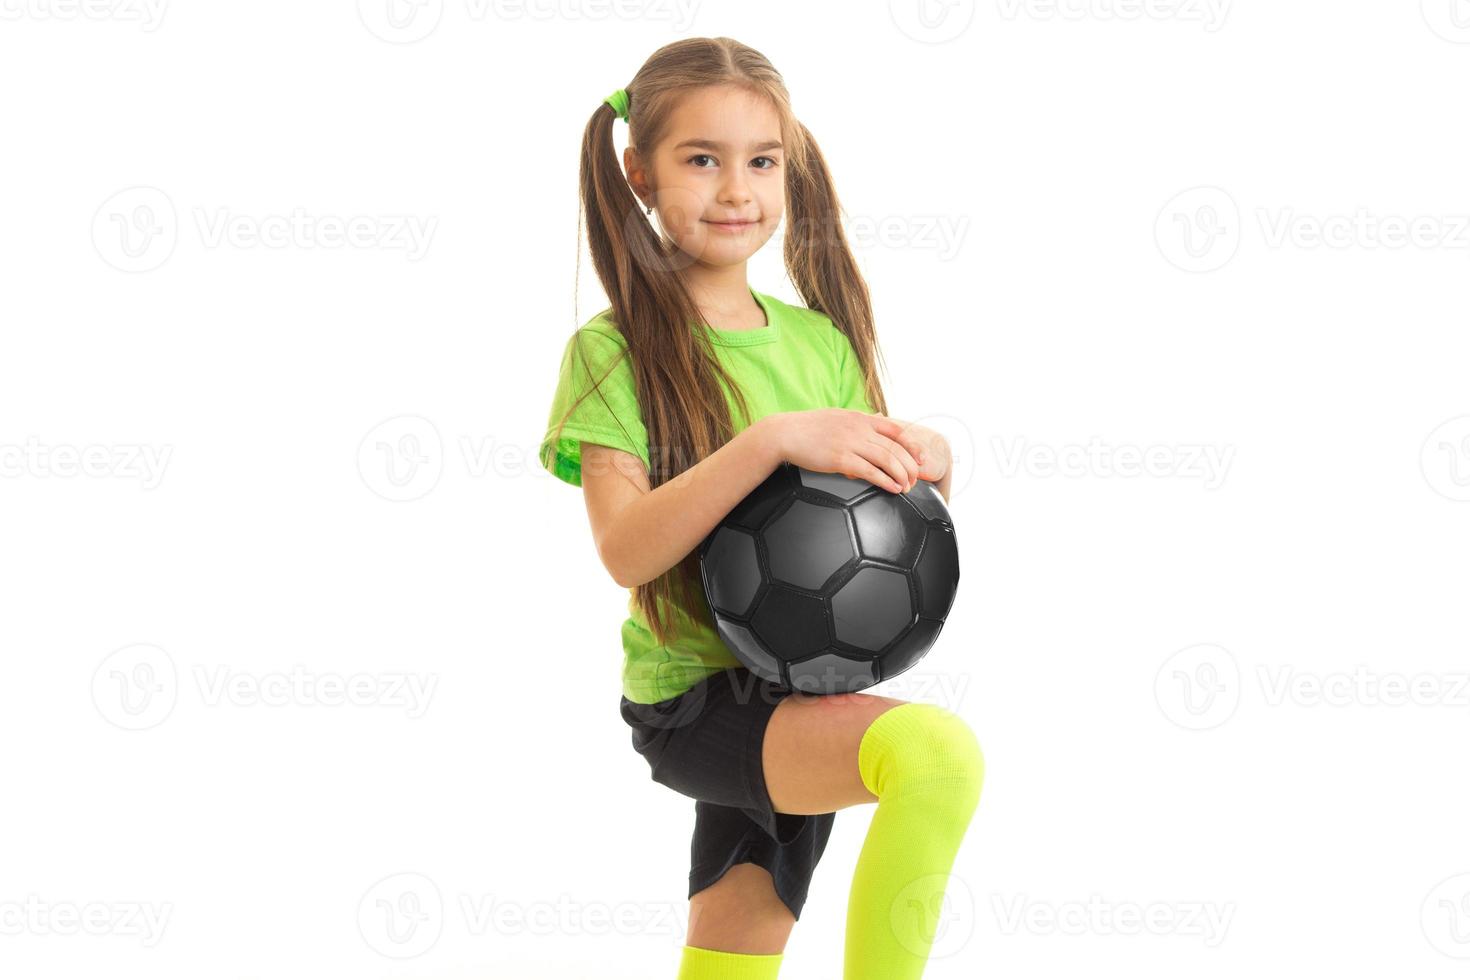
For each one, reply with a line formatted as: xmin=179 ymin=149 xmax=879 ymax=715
xmin=619 ymin=666 xmax=836 ymax=921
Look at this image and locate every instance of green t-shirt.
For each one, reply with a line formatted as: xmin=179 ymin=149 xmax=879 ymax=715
xmin=538 ymin=285 xmax=874 ymax=704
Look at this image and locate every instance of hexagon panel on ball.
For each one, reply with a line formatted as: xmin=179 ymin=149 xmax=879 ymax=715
xmin=787 ymin=649 xmax=879 ymax=694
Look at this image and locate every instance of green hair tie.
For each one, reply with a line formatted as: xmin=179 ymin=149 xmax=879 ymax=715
xmin=604 ymin=87 xmax=630 ymax=122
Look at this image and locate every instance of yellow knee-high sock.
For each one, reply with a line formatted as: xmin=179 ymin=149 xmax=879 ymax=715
xmin=844 ymin=702 xmax=985 ymax=979
xmin=677 ymin=944 xmax=783 ymax=979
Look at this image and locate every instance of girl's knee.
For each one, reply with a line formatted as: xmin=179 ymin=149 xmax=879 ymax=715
xmin=858 ymin=702 xmax=985 ymax=805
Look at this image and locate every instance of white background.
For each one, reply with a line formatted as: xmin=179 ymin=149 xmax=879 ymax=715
xmin=3 ymin=1 xmax=1469 ymax=978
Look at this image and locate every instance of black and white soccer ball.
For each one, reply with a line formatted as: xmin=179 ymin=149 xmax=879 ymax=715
xmin=697 ymin=462 xmax=959 ymax=695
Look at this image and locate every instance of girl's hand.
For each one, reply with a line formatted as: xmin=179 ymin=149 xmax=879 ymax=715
xmin=758 ymin=409 xmax=930 ymax=494
xmin=893 ymin=419 xmax=952 ymax=486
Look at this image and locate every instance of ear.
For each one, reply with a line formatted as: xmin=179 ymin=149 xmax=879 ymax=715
xmin=623 ymin=146 xmax=651 ymax=207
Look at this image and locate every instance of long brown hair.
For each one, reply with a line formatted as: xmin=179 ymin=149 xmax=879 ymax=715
xmin=557 ymin=36 xmax=888 ymax=645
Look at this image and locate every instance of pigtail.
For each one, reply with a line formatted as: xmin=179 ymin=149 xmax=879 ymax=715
xmin=783 ymin=121 xmax=889 ymax=418
xmin=573 ymin=84 xmax=752 ymax=647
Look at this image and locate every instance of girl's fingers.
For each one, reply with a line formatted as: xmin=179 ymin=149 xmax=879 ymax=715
xmin=869 ymin=417 xmax=926 ymax=480
xmin=860 ymin=442 xmax=914 ymax=493
xmin=871 ymin=436 xmax=920 ymax=489
xmin=847 ymin=453 xmax=903 ymax=494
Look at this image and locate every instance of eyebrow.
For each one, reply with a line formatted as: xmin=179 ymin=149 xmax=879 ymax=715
xmin=673 ymin=138 xmax=783 ymax=153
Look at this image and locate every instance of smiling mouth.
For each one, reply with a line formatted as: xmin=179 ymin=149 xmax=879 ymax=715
xmin=706 ymin=219 xmax=757 ymax=229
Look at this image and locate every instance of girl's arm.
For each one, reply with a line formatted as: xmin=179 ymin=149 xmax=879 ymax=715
xmin=583 ymin=411 xmax=932 ymax=589
xmin=581 ymin=418 xmax=783 ymax=589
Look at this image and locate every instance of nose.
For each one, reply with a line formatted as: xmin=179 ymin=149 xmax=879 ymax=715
xmin=717 ymin=169 xmax=753 ymax=208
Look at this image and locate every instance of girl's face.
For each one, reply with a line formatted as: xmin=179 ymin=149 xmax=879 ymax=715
xmin=627 ymin=84 xmax=785 ymax=270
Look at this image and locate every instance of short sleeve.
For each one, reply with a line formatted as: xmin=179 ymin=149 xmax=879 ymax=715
xmin=832 ymin=328 xmax=875 ymax=414
xmin=538 ymin=326 xmax=651 ymax=487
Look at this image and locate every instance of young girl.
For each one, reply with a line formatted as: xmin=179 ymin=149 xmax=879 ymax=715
xmin=538 ymin=37 xmax=985 ymax=980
